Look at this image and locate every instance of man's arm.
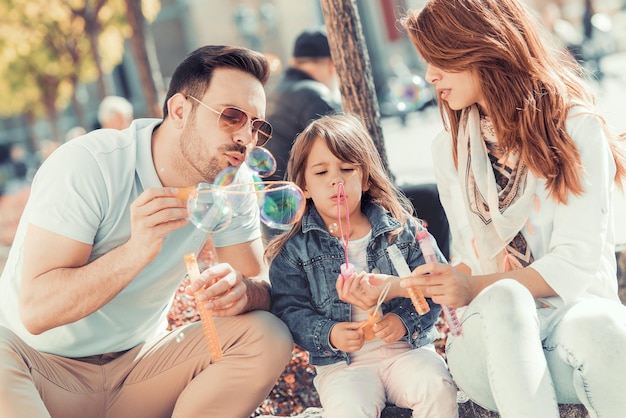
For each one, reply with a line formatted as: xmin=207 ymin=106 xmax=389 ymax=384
xmin=19 ymin=188 xmax=188 ymax=335
xmin=19 ymin=225 xmax=146 ymax=334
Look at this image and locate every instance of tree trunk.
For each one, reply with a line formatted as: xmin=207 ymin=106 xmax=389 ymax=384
xmin=319 ymin=0 xmax=390 ymax=175
xmin=125 ymin=0 xmax=162 ymax=118
xmin=70 ymin=77 xmax=86 ymax=129
xmin=23 ymin=112 xmax=38 ymax=155
xmin=87 ymin=28 xmax=109 ymax=100
xmin=40 ymin=75 xmax=61 ymax=145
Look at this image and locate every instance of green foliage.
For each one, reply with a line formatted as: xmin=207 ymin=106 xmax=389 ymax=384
xmin=0 ymin=0 xmax=161 ymax=118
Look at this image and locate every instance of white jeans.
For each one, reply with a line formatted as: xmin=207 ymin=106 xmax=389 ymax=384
xmin=446 ymin=279 xmax=626 ymax=418
xmin=314 ymin=342 xmax=458 ymax=418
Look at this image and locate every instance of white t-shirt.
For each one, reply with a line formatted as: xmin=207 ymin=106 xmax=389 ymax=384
xmin=347 ymin=231 xmax=387 ymax=354
xmin=0 ymin=119 xmax=261 ymax=357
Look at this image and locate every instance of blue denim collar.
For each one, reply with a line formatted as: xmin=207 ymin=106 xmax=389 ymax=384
xmin=301 ymin=200 xmax=403 ymax=240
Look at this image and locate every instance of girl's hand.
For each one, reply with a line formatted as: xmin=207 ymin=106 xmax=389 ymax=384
xmin=329 ymin=321 xmax=365 ymax=353
xmin=373 ymin=313 xmax=407 ymax=343
xmin=336 ymin=271 xmax=375 ymax=309
xmin=336 ymin=272 xmax=393 ymax=310
xmin=401 ymin=263 xmax=474 ymax=308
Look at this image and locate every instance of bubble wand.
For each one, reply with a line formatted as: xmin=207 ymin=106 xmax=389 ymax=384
xmin=183 ymin=251 xmax=223 ymax=361
xmin=359 ymin=281 xmax=392 ymax=340
xmin=336 ymin=182 xmax=354 ymax=280
xmin=415 ymin=228 xmax=462 ymax=337
xmin=386 ymin=244 xmax=430 ymax=315
xmin=176 ymin=148 xmax=306 ymax=359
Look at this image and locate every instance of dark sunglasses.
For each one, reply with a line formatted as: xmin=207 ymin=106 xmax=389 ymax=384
xmin=187 ymin=95 xmax=272 ymax=146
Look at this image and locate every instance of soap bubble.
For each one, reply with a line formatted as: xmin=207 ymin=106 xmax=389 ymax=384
xmin=213 ymin=166 xmax=238 ymax=187
xmin=187 ymin=183 xmax=233 ymax=233
xmin=246 ymin=147 xmax=276 ymax=178
xmin=258 ymin=182 xmax=306 ymax=230
xmin=187 ymin=147 xmax=305 ymax=231
xmin=214 ymin=164 xmax=259 ymax=219
xmin=214 ymin=148 xmax=276 ymax=186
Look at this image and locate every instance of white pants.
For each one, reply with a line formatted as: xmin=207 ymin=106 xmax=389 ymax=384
xmin=314 ymin=342 xmax=458 ymax=418
xmin=447 ymin=279 xmax=626 ymax=418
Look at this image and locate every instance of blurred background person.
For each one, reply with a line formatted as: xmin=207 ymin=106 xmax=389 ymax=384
xmin=264 ymin=27 xmax=341 ymax=184
xmin=2 ymin=143 xmax=31 ymax=195
xmin=96 ymin=95 xmax=134 ymax=130
xmin=64 ymin=126 xmax=87 ymax=142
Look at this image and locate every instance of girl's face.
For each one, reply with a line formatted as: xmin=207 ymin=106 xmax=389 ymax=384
xmin=302 ymin=137 xmax=369 ymax=229
xmin=424 ymin=64 xmax=487 ymax=113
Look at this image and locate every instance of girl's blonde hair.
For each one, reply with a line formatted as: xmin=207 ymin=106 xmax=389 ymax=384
xmin=264 ymin=113 xmax=417 ymax=262
xmin=402 ymin=0 xmax=625 ymax=203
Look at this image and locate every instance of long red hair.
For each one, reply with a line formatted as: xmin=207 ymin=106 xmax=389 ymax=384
xmin=402 ymin=0 xmax=625 ymax=203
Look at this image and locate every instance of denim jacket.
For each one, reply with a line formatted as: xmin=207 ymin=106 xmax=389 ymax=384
xmin=269 ymin=201 xmax=443 ymax=366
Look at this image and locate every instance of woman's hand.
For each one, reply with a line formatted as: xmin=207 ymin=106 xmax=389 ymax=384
xmin=401 ymin=263 xmax=475 ymax=308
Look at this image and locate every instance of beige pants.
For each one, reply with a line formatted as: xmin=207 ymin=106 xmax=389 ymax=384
xmin=0 ymin=311 xmax=293 ymax=418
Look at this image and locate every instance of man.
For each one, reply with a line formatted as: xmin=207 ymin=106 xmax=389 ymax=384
xmin=264 ymin=27 xmax=341 ymax=182
xmin=0 ymin=46 xmax=293 ymax=418
xmin=97 ymin=95 xmax=134 ymax=130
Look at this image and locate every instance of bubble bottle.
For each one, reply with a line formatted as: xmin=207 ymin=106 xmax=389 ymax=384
xmin=415 ymin=228 xmax=462 ymax=336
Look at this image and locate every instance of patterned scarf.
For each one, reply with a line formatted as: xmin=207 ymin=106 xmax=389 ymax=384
xmin=470 ymin=115 xmax=534 ymax=271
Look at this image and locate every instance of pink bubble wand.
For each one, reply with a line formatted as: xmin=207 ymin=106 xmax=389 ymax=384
xmin=415 ymin=228 xmax=463 ymax=337
xmin=336 ymin=183 xmax=354 ymax=280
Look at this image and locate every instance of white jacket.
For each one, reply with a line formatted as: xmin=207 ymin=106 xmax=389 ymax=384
xmin=433 ymin=106 xmax=620 ymax=309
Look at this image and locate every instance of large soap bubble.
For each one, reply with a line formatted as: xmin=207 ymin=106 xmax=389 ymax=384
xmin=258 ymin=182 xmax=306 ymax=230
xmin=185 ymin=147 xmax=305 ymax=232
xmin=245 ymin=147 xmax=276 ymax=178
xmin=187 ymin=182 xmax=302 ymax=233
xmin=186 ymin=183 xmax=233 ymax=233
xmin=214 ymin=147 xmax=276 ymax=187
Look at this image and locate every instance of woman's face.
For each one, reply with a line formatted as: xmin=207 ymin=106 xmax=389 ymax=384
xmin=425 ymin=64 xmax=487 ymax=113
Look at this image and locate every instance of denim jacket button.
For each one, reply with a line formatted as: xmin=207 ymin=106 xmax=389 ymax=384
xmin=412 ymin=331 xmax=419 ymax=341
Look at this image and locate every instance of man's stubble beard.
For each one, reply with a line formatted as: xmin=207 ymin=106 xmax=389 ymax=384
xmin=179 ymin=123 xmax=223 ymax=184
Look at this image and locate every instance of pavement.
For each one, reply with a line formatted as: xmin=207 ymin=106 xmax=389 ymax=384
xmin=380 ymin=51 xmax=626 ymax=247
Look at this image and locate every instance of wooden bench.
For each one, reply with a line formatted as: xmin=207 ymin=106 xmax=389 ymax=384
xmin=257 ymin=402 xmax=588 ymax=418
xmin=384 ymin=403 xmax=588 ymax=417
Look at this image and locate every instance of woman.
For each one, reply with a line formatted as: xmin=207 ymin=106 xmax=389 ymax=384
xmin=400 ymin=0 xmax=626 ymax=417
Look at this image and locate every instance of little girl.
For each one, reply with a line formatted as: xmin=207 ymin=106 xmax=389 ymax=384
xmin=265 ymin=113 xmax=458 ymax=418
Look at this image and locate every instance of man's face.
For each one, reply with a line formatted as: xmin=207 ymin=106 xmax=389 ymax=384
xmin=179 ymin=68 xmax=267 ymax=184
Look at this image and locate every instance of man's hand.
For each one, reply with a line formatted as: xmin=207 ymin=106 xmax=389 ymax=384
xmin=329 ymin=321 xmax=365 ymax=353
xmin=185 ymin=263 xmax=249 ymax=317
xmin=126 ymin=187 xmax=189 ymax=264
